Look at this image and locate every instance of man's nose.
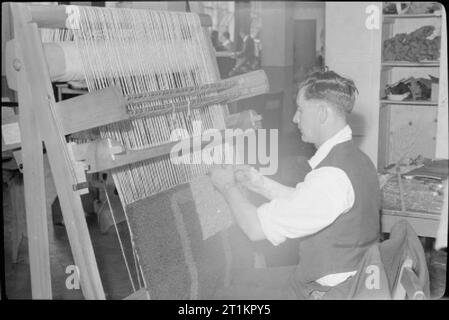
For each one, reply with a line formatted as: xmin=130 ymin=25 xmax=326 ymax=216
xmin=293 ymin=111 xmax=299 ymax=124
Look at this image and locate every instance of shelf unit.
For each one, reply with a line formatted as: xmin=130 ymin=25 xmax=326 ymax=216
xmin=380 ymin=99 xmax=438 ymax=106
xmin=383 ymin=12 xmax=442 ymax=23
xmin=381 ymin=208 xmax=440 ymax=238
xmin=382 ymin=61 xmax=440 ymax=68
xmin=378 ymin=8 xmax=443 ymax=172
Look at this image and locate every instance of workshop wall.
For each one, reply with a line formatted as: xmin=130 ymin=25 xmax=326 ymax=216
xmin=325 ymin=2 xmax=382 ymax=168
xmin=294 ymin=1 xmax=325 ymax=53
xmin=436 ymin=8 xmax=448 ymax=159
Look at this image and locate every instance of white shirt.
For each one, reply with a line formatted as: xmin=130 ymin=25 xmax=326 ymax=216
xmin=222 ymin=39 xmax=233 ymax=51
xmin=257 ymin=125 xmax=357 ymax=286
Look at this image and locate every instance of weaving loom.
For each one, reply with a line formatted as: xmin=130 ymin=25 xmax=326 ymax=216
xmin=6 ymin=3 xmax=268 ymax=299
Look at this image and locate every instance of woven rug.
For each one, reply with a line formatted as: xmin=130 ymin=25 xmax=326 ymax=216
xmin=125 ymin=183 xmax=253 ymax=299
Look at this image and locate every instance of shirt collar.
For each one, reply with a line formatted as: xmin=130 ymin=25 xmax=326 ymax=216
xmin=308 ymin=125 xmax=352 ymax=169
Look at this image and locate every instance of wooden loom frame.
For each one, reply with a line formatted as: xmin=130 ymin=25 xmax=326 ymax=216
xmin=5 ymin=3 xmax=267 ymax=299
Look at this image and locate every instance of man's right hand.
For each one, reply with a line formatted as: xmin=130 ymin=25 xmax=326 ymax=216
xmin=234 ymin=165 xmax=296 ymax=201
xmin=234 ymin=165 xmax=266 ymax=194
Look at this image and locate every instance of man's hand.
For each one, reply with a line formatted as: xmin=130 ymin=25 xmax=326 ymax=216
xmin=209 ymin=165 xmax=266 ymax=242
xmin=209 ymin=165 xmax=235 ymax=193
xmin=234 ymin=165 xmax=265 ymax=194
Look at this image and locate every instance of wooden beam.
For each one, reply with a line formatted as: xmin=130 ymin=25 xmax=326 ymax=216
xmin=11 ymin=3 xmax=105 ymax=299
xmin=26 ymin=4 xmax=213 ymax=29
xmin=26 ymin=4 xmax=68 ymax=29
xmin=70 ymin=110 xmax=260 ymax=173
xmin=73 ymin=128 xmax=241 ymax=173
xmin=55 ymin=86 xmax=127 ymax=135
xmin=5 ymin=40 xmax=18 ymax=91
xmin=14 ymin=30 xmax=52 ymax=299
xmin=54 ymin=70 xmax=268 ymax=135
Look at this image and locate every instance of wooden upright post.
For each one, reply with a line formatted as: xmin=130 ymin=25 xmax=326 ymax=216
xmin=10 ymin=3 xmax=105 ymax=299
xmin=12 ymin=12 xmax=52 ymax=300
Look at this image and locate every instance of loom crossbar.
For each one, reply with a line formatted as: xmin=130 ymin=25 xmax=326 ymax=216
xmin=25 ymin=4 xmax=213 ymax=29
xmin=55 ymin=70 xmax=268 ymax=135
xmin=70 ymin=109 xmax=262 ymax=174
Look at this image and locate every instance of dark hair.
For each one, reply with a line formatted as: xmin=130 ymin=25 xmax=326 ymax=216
xmin=223 ymin=31 xmax=230 ymax=39
xmin=299 ymin=69 xmax=358 ymax=114
xmin=211 ymin=30 xmax=220 ymax=49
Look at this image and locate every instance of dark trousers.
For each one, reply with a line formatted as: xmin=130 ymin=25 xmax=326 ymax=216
xmin=214 ymin=266 xmax=298 ymax=300
xmin=214 ymin=266 xmax=355 ymax=300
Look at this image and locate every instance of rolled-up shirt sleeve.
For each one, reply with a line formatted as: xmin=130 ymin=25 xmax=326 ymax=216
xmin=256 ymin=166 xmax=355 ymax=246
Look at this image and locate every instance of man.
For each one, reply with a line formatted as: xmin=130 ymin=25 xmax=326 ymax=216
xmin=210 ymin=70 xmax=381 ymax=299
xmin=229 ymin=30 xmax=256 ymax=76
xmin=221 ymin=31 xmax=235 ymax=52
xmin=211 ymin=30 xmax=225 ymax=52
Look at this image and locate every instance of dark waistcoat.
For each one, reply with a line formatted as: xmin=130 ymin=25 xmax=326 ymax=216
xmin=294 ymin=141 xmax=381 ymax=284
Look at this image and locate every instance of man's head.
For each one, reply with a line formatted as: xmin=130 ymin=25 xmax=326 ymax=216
xmin=223 ymin=31 xmax=230 ymax=40
xmin=239 ymin=30 xmax=248 ymax=39
xmin=293 ymin=70 xmax=358 ymax=146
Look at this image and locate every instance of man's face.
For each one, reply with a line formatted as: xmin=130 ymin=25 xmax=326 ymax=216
xmin=293 ymin=88 xmax=320 ymax=144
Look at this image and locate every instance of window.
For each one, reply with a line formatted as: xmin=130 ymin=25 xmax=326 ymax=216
xmin=202 ymin=1 xmax=235 ymax=41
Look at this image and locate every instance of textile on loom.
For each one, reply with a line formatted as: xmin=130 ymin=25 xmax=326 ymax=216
xmin=126 ymin=183 xmax=253 ymax=299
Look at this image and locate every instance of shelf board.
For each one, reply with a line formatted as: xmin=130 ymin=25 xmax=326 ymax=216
xmin=380 ymin=99 xmax=438 ymax=106
xmin=381 ymin=209 xmax=440 ymax=220
xmin=382 ymin=61 xmax=440 ymax=67
xmin=383 ymin=13 xmax=442 ymax=21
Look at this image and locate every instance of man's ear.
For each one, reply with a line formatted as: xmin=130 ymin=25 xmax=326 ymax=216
xmin=318 ymin=103 xmax=328 ymax=124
